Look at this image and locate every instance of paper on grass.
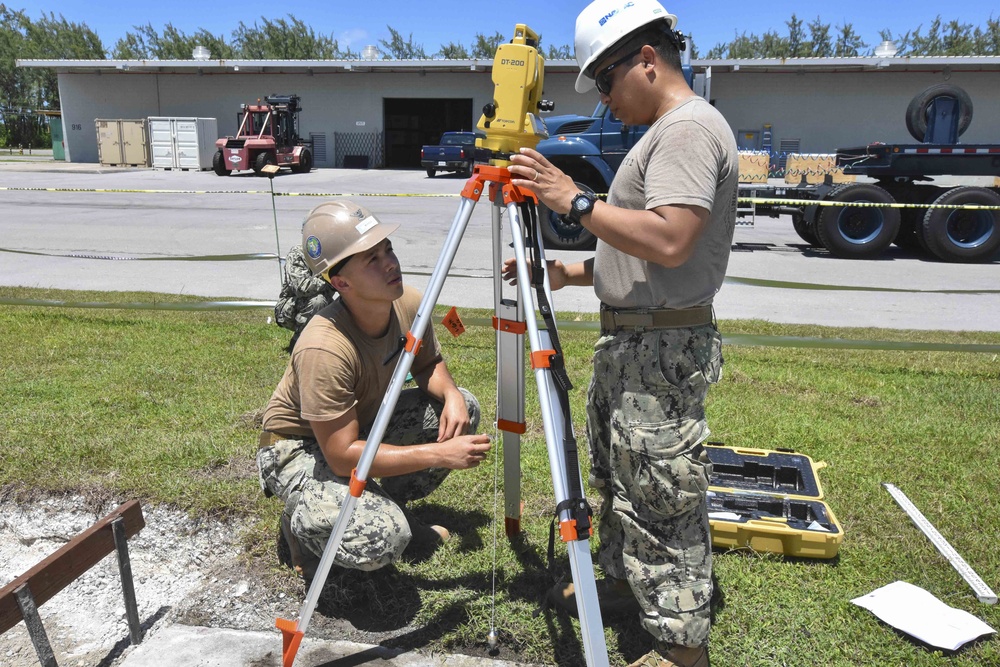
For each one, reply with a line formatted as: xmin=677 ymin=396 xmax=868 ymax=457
xmin=851 ymin=581 xmax=995 ymax=651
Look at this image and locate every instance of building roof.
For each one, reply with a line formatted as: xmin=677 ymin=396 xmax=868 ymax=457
xmin=16 ymin=55 xmax=1000 ymax=75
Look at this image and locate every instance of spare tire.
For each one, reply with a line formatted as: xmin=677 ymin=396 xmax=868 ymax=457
xmin=905 ymin=83 xmax=973 ymax=142
xmin=921 ymin=186 xmax=1000 ymax=263
xmin=814 ymin=183 xmax=900 ymax=259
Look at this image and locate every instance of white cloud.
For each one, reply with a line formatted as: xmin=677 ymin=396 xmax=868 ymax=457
xmin=338 ymin=28 xmax=368 ymax=49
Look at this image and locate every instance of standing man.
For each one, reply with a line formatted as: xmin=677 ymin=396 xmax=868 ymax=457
xmin=258 ymin=200 xmax=490 ymax=580
xmin=505 ymin=2 xmax=737 ymax=666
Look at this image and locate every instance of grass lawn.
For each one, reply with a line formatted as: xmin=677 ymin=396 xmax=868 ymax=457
xmin=1 ymin=286 xmax=998 ymax=666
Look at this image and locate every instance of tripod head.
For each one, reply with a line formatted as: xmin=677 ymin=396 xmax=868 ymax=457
xmin=477 ymin=24 xmax=554 ymax=167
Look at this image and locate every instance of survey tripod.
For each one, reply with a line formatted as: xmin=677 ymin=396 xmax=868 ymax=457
xmin=275 ymin=24 xmax=610 ymax=667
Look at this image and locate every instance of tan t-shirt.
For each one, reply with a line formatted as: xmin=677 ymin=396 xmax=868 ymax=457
xmin=594 ymin=96 xmax=738 ymax=309
xmin=262 ymin=285 xmax=442 ymax=436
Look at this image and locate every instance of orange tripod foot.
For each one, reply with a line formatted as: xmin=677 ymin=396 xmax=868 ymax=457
xmin=276 ymin=618 xmax=304 ymax=667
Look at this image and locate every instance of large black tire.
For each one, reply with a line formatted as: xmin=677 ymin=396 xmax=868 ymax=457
xmin=539 ymin=181 xmax=598 ymax=251
xmin=291 ymin=149 xmax=312 ymax=174
xmin=921 ymin=186 xmax=1000 ymax=263
xmin=792 ymin=204 xmax=820 ymax=246
xmin=253 ymin=152 xmax=276 ymax=176
xmin=814 ymin=183 xmax=900 ymax=259
xmin=212 ymin=150 xmax=231 ymax=176
xmin=426 ymin=168 xmax=436 ymax=178
xmin=905 ymin=83 xmax=973 ymax=142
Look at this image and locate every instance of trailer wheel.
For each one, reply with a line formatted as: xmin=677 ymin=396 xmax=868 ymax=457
xmin=921 ymin=186 xmax=1000 ymax=263
xmin=212 ymin=150 xmax=231 ymax=177
xmin=253 ymin=152 xmax=276 ymax=176
xmin=905 ymin=83 xmax=973 ymax=142
xmin=792 ymin=205 xmax=820 ymax=246
xmin=291 ymin=149 xmax=312 ymax=174
xmin=539 ymin=181 xmax=598 ymax=250
xmin=815 ymin=183 xmax=900 ymax=259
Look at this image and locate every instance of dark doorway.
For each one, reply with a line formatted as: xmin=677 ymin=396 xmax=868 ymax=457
xmin=383 ymin=98 xmax=474 ymax=169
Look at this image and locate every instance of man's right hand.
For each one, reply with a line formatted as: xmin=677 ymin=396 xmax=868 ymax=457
xmin=438 ymin=434 xmax=491 ymax=469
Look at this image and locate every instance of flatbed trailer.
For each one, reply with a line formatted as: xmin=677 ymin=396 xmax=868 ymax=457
xmin=736 ymin=76 xmax=1000 ymax=266
xmin=737 ymin=143 xmax=1000 ymax=263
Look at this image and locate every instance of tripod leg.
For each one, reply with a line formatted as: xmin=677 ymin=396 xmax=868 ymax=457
xmin=506 ymin=201 xmax=610 ymax=667
xmin=277 ymin=195 xmax=480 ymax=667
xmin=492 ymin=199 xmax=526 ymax=537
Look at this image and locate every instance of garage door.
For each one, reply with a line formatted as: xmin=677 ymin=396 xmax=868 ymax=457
xmin=383 ymin=98 xmax=474 ymax=169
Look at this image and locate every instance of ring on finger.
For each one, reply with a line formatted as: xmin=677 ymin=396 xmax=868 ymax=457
xmin=533 ymin=169 xmax=539 ymax=182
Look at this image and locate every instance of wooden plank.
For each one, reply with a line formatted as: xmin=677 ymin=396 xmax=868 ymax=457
xmin=0 ymin=500 xmax=145 ymax=634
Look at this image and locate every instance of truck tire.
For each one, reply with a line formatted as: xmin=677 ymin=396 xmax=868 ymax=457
xmin=905 ymin=83 xmax=973 ymax=142
xmin=291 ymin=149 xmax=312 ymax=174
xmin=212 ymin=150 xmax=231 ymax=176
xmin=253 ymin=152 xmax=276 ymax=176
xmin=426 ymin=169 xmax=436 ymax=178
xmin=920 ymin=186 xmax=1000 ymax=263
xmin=792 ymin=205 xmax=820 ymax=246
xmin=815 ymin=183 xmax=900 ymax=259
xmin=539 ymin=181 xmax=598 ymax=251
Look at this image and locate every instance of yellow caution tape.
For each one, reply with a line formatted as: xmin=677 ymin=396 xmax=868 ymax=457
xmin=2 ymin=186 xmax=997 ymax=209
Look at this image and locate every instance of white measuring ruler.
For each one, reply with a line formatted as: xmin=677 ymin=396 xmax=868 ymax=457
xmin=884 ymin=483 xmax=997 ymax=604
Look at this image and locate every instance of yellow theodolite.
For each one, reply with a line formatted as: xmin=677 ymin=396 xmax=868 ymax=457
xmin=476 ymin=24 xmax=554 ymax=166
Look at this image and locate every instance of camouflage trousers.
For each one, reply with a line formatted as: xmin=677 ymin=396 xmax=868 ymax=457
xmin=256 ymin=387 xmax=480 ymax=571
xmin=587 ymin=324 xmax=722 ymax=648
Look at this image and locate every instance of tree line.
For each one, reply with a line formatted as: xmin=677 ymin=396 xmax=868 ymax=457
xmin=703 ymin=13 xmax=1000 ymax=58
xmin=2 ymin=6 xmax=999 ymax=148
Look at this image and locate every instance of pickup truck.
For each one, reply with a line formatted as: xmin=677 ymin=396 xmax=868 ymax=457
xmin=420 ymin=131 xmax=489 ymax=177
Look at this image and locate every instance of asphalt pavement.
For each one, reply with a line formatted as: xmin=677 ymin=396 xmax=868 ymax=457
xmin=2 ymin=160 xmax=998 ymax=332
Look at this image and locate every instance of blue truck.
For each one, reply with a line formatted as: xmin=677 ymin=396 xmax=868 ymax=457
xmin=535 ymin=103 xmax=646 ymax=249
xmin=535 ymin=81 xmax=1000 ymax=262
xmin=533 ymin=57 xmax=699 ymax=250
xmin=420 ymin=131 xmax=490 ymax=178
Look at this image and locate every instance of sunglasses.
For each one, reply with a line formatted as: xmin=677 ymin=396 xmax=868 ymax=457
xmin=594 ymin=47 xmax=643 ymax=95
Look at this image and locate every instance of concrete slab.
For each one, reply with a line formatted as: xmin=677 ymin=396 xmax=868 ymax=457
xmin=119 ymin=624 xmax=540 ymax=667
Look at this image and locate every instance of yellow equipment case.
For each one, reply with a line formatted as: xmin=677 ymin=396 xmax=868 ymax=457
xmin=704 ymin=444 xmax=844 ymax=559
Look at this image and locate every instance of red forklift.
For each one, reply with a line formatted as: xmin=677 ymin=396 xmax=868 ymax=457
xmin=213 ymin=94 xmax=313 ymax=176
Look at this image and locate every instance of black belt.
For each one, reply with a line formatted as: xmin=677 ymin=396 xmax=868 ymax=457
xmin=599 ymin=304 xmax=713 ymax=334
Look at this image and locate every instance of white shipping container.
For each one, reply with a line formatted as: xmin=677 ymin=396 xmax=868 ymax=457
xmin=148 ymin=117 xmax=218 ymax=170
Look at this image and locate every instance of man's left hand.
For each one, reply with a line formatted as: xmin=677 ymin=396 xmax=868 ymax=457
xmin=438 ymin=394 xmax=471 ymax=442
xmin=508 ymin=148 xmax=579 ymax=214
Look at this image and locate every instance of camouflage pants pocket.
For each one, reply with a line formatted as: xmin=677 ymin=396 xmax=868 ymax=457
xmin=256 ymin=437 xmax=312 ymax=500
xmin=622 ymin=416 xmax=711 ymax=521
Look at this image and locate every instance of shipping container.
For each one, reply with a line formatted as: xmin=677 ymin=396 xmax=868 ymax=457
xmin=149 ymin=117 xmax=218 ymax=170
xmin=95 ymin=119 xmax=149 ymax=167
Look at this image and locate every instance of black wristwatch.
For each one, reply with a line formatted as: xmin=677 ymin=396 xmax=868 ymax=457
xmin=561 ymin=192 xmax=597 ymax=226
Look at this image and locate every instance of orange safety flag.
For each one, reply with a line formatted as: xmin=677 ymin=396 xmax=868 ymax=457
xmin=441 ymin=306 xmax=466 ymax=337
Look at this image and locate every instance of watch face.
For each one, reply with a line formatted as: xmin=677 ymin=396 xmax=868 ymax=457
xmin=575 ymin=197 xmax=590 ymax=211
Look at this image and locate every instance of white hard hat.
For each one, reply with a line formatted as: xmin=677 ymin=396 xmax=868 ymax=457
xmin=574 ymin=0 xmax=678 ymax=93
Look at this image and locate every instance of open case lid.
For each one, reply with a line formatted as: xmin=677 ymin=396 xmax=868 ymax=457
xmin=704 ymin=444 xmax=826 ymax=500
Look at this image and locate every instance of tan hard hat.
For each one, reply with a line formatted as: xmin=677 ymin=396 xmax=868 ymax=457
xmin=301 ymin=200 xmax=399 ymax=278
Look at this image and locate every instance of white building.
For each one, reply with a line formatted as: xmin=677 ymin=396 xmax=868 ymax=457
xmin=17 ymin=55 xmax=1000 ymax=166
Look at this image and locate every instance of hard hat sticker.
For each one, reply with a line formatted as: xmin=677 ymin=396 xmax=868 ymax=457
xmin=355 ymin=216 xmax=378 ymax=235
xmin=305 ymin=235 xmax=322 ymax=258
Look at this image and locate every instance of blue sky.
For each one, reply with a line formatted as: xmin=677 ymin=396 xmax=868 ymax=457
xmin=13 ymin=0 xmax=1000 ymax=57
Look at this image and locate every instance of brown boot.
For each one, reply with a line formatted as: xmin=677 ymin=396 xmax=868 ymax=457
xmin=402 ymin=522 xmax=450 ymax=561
xmin=627 ymin=645 xmax=709 ymax=667
xmin=277 ymin=513 xmax=319 ymax=581
xmin=547 ymin=576 xmax=640 ymax=618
